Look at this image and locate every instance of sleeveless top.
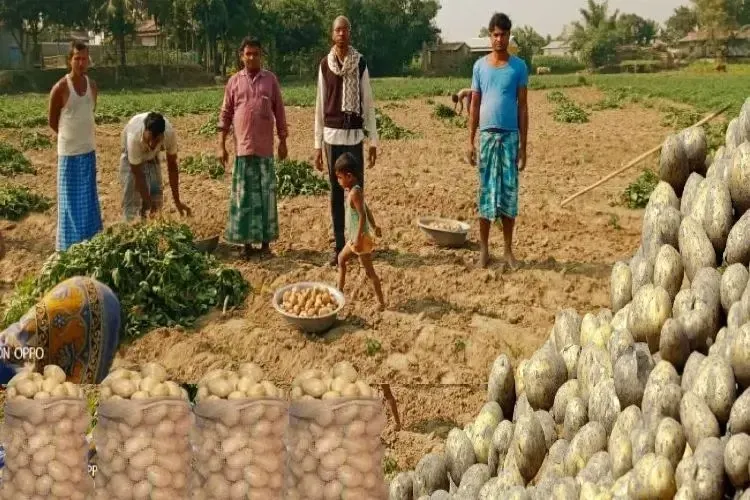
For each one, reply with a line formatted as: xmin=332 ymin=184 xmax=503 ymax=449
xmin=58 ymin=75 xmax=96 ymax=156
xmin=345 ymin=185 xmax=371 ymax=241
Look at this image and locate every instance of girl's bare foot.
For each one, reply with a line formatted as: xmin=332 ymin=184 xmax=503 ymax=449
xmin=478 ymin=247 xmax=490 ymax=269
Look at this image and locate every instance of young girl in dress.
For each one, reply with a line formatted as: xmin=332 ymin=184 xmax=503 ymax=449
xmin=334 ymin=153 xmax=386 ymax=311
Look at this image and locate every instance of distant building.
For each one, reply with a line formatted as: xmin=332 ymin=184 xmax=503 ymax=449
xmin=0 ymin=22 xmax=21 ymax=69
xmin=541 ymin=40 xmax=574 ymax=57
xmin=135 ymin=19 xmax=161 ymax=47
xmin=422 ymin=41 xmax=471 ymax=75
xmin=676 ymin=27 xmax=750 ymax=58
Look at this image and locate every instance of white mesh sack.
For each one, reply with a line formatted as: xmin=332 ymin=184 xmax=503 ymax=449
xmin=0 ymin=367 xmax=92 ymax=499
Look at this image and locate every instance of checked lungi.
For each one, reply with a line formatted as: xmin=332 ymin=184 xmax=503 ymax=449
xmin=225 ymin=155 xmax=279 ymax=244
xmin=477 ymin=129 xmax=520 ymax=220
xmin=56 ymin=151 xmax=103 ymax=251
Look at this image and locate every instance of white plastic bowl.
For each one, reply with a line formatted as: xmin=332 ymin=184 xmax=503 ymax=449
xmin=272 ymin=282 xmax=345 ymax=334
xmin=417 ymin=216 xmax=470 ymax=248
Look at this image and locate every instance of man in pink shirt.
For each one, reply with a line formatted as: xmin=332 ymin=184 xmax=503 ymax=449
xmin=218 ymin=37 xmax=288 ymax=258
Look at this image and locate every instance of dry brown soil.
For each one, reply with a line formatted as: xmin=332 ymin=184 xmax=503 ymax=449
xmin=0 ymin=86 xmax=673 ymax=471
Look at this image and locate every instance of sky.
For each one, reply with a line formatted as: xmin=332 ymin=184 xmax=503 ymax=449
xmin=434 ymin=0 xmax=689 ymax=42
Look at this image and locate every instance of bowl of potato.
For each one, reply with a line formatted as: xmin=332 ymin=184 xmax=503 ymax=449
xmin=417 ymin=216 xmax=470 ymax=247
xmin=272 ymin=282 xmax=345 ymax=333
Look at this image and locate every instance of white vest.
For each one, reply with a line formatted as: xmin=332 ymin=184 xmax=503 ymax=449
xmin=57 ymin=75 xmax=96 ymax=156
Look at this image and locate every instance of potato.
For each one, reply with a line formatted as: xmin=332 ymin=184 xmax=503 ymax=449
xmin=445 ymin=428 xmax=475 ymax=485
xmin=488 ymin=420 xmax=514 ymax=475
xmin=515 ymin=359 xmax=530 ymax=397
xmin=561 ymin=344 xmax=581 ymax=380
xmin=645 ymin=360 xmax=679 ymax=393
xmin=729 ymin=141 xmax=750 ymax=214
xmin=608 ymin=327 xmax=635 ymax=368
xmin=648 ymin=181 xmax=680 ymax=211
xmin=700 ymin=178 xmax=733 ymax=254
xmin=675 ymin=437 xmax=725 ymax=500
xmin=413 ymin=453 xmax=449 ymax=497
xmin=692 ymin=355 xmax=736 ymax=425
xmin=725 ymin=210 xmax=750 ymax=266
xmin=588 ymin=378 xmax=621 ymax=435
xmin=630 ymin=254 xmax=655 ymax=296
xmin=729 ymin=388 xmax=750 ymax=435
xmin=576 ymin=450 xmax=612 ymax=486
xmin=681 ymin=127 xmax=708 ymax=175
xmin=611 ymin=304 xmax=630 ymax=332
xmin=511 ymin=412 xmax=547 ymax=482
xmin=609 ymin=405 xmax=642 ymax=478
xmin=468 ymin=403 xmax=502 ymax=465
xmin=653 ymin=245 xmax=684 ymax=301
xmin=553 ymin=309 xmax=582 ymax=354
xmin=563 ymin=397 xmax=588 ymax=442
xmin=655 ymin=417 xmax=686 ymax=470
xmin=682 ymin=352 xmax=707 ymax=393
xmin=678 ymin=217 xmax=716 ymax=282
xmin=388 ymin=471 xmax=414 ymax=500
xmin=513 ymin=393 xmax=533 ymax=424
xmin=523 ymin=347 xmax=567 ymax=410
xmin=613 ymin=345 xmax=653 ymax=409
xmin=660 ymin=134 xmax=691 ymax=195
xmin=680 ymin=391 xmax=720 ymax=450
xmin=659 ymin=319 xmax=690 ymax=371
xmin=727 ymin=117 xmax=744 ymax=151
xmin=674 ymin=289 xmax=718 ymax=353
xmin=563 ymin=421 xmax=607 ymax=477
xmin=681 ymin=173 xmax=705 ymax=217
xmin=643 ymin=204 xmax=681 ymax=252
xmin=627 ymin=284 xmax=672 ymax=351
xmin=642 ymin=382 xmax=682 ymax=427
xmin=630 ymin=422 xmax=657 ymax=464
xmin=724 ymin=433 xmax=750 ymax=488
xmin=731 ymin=324 xmax=750 ymax=390
xmin=553 ymin=380 xmax=580 ymax=425
xmin=487 ymin=354 xmax=515 ymax=418
xmin=578 ymin=344 xmax=613 ymax=403
xmin=629 ymin=453 xmax=676 ymax=500
xmin=610 ymin=262 xmax=632 ymax=314
xmin=454 ymin=464 xmax=490 ymax=498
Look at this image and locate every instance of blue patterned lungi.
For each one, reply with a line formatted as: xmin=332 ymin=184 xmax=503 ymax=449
xmin=477 ymin=129 xmax=520 ymax=220
xmin=56 ymin=151 xmax=103 ymax=251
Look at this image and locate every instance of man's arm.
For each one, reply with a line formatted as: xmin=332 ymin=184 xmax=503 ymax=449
xmin=48 ymin=82 xmax=65 ymax=134
xmin=166 ymin=153 xmax=182 ymax=205
xmin=361 ymin=67 xmax=378 ymax=148
xmin=518 ymin=86 xmax=528 ymax=158
xmin=314 ymin=66 xmax=325 ymax=150
xmin=272 ymin=76 xmax=288 ymax=141
xmin=217 ymin=80 xmax=235 ymax=154
xmin=90 ymin=79 xmax=98 ymax=111
xmin=469 ymin=92 xmax=481 ymax=146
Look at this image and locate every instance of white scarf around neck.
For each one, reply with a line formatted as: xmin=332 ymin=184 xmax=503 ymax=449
xmin=327 ymin=46 xmax=362 ymax=115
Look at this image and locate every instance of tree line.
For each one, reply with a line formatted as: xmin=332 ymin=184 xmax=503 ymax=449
xmin=0 ymin=0 xmax=441 ymax=77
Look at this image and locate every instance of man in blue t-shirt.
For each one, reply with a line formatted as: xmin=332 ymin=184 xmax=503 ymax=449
xmin=468 ymin=12 xmax=529 ymax=270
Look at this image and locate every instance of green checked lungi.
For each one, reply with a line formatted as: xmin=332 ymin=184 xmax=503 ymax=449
xmin=477 ymin=129 xmax=520 ymax=220
xmin=225 ymin=155 xmax=279 ymax=244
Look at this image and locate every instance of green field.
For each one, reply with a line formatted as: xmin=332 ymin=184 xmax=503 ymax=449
xmin=0 ymin=70 xmax=747 ymax=129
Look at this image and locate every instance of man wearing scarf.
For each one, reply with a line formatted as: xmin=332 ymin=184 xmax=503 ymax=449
xmin=314 ymin=16 xmax=379 ymax=267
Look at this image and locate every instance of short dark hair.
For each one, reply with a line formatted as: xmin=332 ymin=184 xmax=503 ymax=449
xmin=334 ymin=152 xmax=360 ymax=177
xmin=489 ymin=13 xmax=512 ymax=32
xmin=144 ymin=112 xmax=166 ymax=136
xmin=68 ymin=40 xmax=88 ymax=60
xmin=239 ymin=36 xmax=262 ymax=52
xmin=451 ymin=94 xmax=459 ymax=103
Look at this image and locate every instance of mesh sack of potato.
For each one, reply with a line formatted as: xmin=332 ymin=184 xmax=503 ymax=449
xmin=91 ymin=363 xmax=192 ymax=500
xmin=190 ymin=363 xmax=287 ymax=500
xmin=0 ymin=365 xmax=93 ymax=499
xmin=283 ymin=362 xmax=388 ymax=500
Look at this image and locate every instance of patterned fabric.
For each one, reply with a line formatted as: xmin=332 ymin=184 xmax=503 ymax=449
xmin=119 ymin=152 xmax=163 ymax=222
xmin=0 ymin=277 xmax=121 ymax=385
xmin=56 ymin=151 xmax=103 ymax=251
xmin=327 ymin=46 xmax=362 ymax=115
xmin=478 ymin=129 xmax=520 ymax=220
xmin=225 ymin=155 xmax=279 ymax=244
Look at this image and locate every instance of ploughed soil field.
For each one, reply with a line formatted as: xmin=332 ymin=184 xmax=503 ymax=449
xmin=0 ymin=86 xmax=673 ymax=470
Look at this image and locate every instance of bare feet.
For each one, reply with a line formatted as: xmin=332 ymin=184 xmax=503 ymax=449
xmin=478 ymin=246 xmax=490 ymax=269
xmin=505 ymin=253 xmax=520 ymax=271
xmin=242 ymin=244 xmax=253 ymax=259
xmin=377 ymin=302 xmax=386 ymax=312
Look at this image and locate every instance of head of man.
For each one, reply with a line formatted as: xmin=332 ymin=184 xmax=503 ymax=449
xmin=488 ymin=13 xmax=512 ymax=54
xmin=68 ymin=40 xmax=89 ymax=76
xmin=143 ymin=112 xmax=166 ymax=150
xmin=239 ymin=37 xmax=262 ymax=72
xmin=332 ymin=16 xmax=351 ymax=49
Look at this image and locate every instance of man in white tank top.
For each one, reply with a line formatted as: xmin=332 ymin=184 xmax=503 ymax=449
xmin=47 ymin=40 xmax=103 ymax=251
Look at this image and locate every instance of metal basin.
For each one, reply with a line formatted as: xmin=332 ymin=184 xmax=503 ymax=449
xmin=272 ymin=282 xmax=345 ymax=334
xmin=194 ymin=235 xmax=219 ymax=254
xmin=417 ymin=216 xmax=470 ymax=248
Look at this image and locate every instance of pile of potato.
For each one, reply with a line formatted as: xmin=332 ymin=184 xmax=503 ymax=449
xmin=280 ymin=286 xmax=340 ymax=318
xmin=285 ymin=362 xmax=387 ymax=499
xmin=92 ymin=363 xmax=192 ymax=500
xmin=1 ymin=365 xmax=92 ymax=499
xmin=191 ymin=363 xmax=286 ymax=500
xmin=427 ymin=220 xmax=466 ymax=233
xmin=388 ymin=97 xmax=750 ymax=499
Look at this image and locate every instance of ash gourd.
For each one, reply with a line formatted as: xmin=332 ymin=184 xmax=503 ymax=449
xmin=389 ymin=97 xmax=750 ymax=500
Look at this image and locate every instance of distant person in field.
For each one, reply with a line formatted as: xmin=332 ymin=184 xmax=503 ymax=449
xmin=314 ymin=15 xmax=379 ymax=267
xmin=334 ymin=152 xmax=385 ymax=311
xmin=452 ymin=88 xmax=473 ymax=115
xmin=468 ymin=12 xmax=529 ymax=270
xmin=119 ymin=112 xmax=191 ymax=221
xmin=218 ymin=36 xmax=288 ymax=259
xmin=47 ymin=40 xmax=103 ymax=251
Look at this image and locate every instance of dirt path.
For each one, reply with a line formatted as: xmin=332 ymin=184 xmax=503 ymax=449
xmin=0 ymin=87 xmax=672 ymax=470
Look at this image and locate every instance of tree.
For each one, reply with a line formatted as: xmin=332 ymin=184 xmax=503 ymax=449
xmin=568 ymin=0 xmax=620 ymax=68
xmin=93 ymin=0 xmax=142 ymax=67
xmin=0 ymin=0 xmax=47 ymax=67
xmin=727 ymin=0 xmax=750 ymax=26
xmin=692 ymin=0 xmax=731 ymax=57
xmin=664 ymin=6 xmax=698 ymax=42
xmin=265 ymin=0 xmax=326 ymax=76
xmin=513 ymin=25 xmax=546 ymax=68
xmin=478 ymin=26 xmax=489 ymax=37
xmin=617 ymin=13 xmax=658 ymax=45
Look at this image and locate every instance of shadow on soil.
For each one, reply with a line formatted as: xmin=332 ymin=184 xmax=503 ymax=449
xmin=408 ymin=418 xmax=461 ymax=439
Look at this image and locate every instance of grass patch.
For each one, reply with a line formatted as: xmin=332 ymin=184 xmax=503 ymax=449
xmin=376 ymin=109 xmax=416 ymax=140
xmin=0 ymin=142 xmax=35 ymax=176
xmin=276 ymin=159 xmax=329 ymax=198
xmin=197 ymin=113 xmax=220 ymax=136
xmin=432 ymin=103 xmax=457 ymax=119
xmin=19 ymin=131 xmax=52 ymax=150
xmin=0 ymin=184 xmax=52 ymax=220
xmin=622 ymin=168 xmax=659 ymax=209
xmin=180 ymin=153 xmax=225 ymax=179
xmin=547 ymin=90 xmax=590 ymax=123
xmin=366 ymin=337 xmax=382 ymax=356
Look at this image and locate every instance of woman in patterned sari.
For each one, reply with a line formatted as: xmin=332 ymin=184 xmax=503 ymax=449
xmin=0 ymin=276 xmax=120 ymax=385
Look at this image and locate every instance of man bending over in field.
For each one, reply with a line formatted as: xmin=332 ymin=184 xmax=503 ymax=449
xmin=468 ymin=12 xmax=529 ymax=270
xmin=452 ymin=88 xmax=473 ymax=115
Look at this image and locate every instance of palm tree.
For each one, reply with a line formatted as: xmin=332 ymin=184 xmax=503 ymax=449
xmin=569 ymin=0 xmax=619 ymax=51
xmin=97 ymin=0 xmax=142 ymax=67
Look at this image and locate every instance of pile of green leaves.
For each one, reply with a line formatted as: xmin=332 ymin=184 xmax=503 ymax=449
xmin=0 ymin=184 xmax=52 ymax=220
xmin=432 ymin=103 xmax=457 ymax=119
xmin=0 ymin=141 xmax=35 ymax=176
xmin=622 ymin=168 xmax=659 ymax=209
xmin=546 ymin=90 xmax=568 ymax=104
xmin=180 ymin=153 xmax=225 ymax=179
xmin=197 ymin=113 xmax=220 ymax=136
xmin=276 ymin=159 xmax=329 ymax=198
xmin=1 ymin=221 xmax=250 ymax=340
xmin=376 ymin=109 xmax=415 ymax=140
xmin=20 ymin=131 xmax=52 ymax=150
xmin=553 ymin=100 xmax=590 ymax=123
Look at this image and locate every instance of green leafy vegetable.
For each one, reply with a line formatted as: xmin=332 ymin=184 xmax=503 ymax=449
xmin=622 ymin=168 xmax=659 ymax=209
xmin=0 ymin=184 xmax=51 ymax=220
xmin=276 ymin=159 xmax=329 ymax=198
xmin=0 ymin=142 xmax=35 ymax=176
xmin=180 ymin=153 xmax=225 ymax=179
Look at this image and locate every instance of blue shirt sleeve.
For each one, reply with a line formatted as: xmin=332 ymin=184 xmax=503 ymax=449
xmin=517 ymin=58 xmax=529 ymax=88
xmin=471 ymin=59 xmax=481 ymax=93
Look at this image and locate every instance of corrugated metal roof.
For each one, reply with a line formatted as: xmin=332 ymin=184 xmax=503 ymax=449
xmin=542 ymin=40 xmax=571 ymax=50
xmin=466 ymin=37 xmax=490 ymax=50
xmin=435 ymin=42 xmax=468 ymax=52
